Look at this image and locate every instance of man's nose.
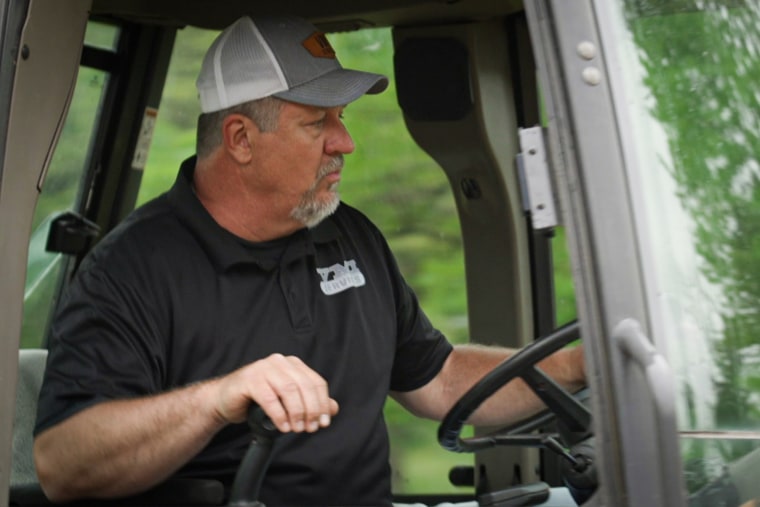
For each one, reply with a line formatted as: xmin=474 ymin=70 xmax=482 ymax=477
xmin=325 ymin=117 xmax=355 ymax=155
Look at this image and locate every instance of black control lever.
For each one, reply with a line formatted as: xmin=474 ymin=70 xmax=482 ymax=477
xmin=227 ymin=406 xmax=280 ymax=507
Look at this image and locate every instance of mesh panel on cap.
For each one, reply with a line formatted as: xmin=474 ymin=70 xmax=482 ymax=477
xmin=255 ymin=17 xmax=341 ymax=89
xmin=197 ymin=17 xmax=289 ymax=113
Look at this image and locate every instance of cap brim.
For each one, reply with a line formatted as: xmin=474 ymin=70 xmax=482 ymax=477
xmin=274 ymin=68 xmax=388 ymax=107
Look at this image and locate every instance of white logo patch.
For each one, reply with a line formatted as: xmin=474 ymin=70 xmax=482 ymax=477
xmin=316 ymin=259 xmax=366 ymax=295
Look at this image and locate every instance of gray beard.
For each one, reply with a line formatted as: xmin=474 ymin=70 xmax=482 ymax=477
xmin=290 ymin=155 xmax=343 ymax=228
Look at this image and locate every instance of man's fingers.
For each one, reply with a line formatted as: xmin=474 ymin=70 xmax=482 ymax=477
xmin=283 ymin=356 xmax=334 ymax=432
xmin=244 ymin=354 xmax=337 ymax=433
xmin=265 ymin=355 xmax=321 ymax=432
xmin=251 ymin=383 xmax=292 ymax=433
xmin=323 ymin=399 xmax=340 ymax=427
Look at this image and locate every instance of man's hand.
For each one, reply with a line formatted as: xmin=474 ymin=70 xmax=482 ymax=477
xmin=214 ymin=353 xmax=339 ymax=433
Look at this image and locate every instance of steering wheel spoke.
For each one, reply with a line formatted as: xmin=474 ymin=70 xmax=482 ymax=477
xmin=521 ymin=367 xmax=590 ymax=432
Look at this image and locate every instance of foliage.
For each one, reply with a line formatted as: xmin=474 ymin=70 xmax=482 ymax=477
xmin=624 ymin=0 xmax=760 ymax=490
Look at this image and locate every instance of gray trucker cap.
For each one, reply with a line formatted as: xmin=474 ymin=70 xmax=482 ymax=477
xmin=196 ymin=16 xmax=389 ymax=113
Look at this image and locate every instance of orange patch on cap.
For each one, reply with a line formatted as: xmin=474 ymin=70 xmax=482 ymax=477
xmin=302 ymin=32 xmax=336 ymax=58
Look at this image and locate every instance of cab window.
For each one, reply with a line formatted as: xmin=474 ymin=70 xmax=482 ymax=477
xmin=21 ymin=21 xmax=119 ymax=349
xmin=607 ymin=0 xmax=760 ymax=494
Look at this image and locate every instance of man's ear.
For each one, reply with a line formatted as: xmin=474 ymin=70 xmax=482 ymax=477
xmin=222 ymin=113 xmax=256 ymax=164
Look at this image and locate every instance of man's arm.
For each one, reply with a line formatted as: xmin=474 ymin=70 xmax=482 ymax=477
xmin=391 ymin=344 xmax=585 ymax=426
xmin=34 ymin=353 xmax=338 ymax=503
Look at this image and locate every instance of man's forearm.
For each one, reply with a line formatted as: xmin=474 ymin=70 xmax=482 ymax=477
xmin=462 ymin=344 xmax=585 ymax=426
xmin=392 ymin=343 xmax=585 ymax=427
xmin=33 ymin=351 xmax=340 ymax=503
xmin=33 ymin=379 xmax=226 ymax=503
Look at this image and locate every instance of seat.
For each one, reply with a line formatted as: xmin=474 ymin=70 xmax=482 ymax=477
xmin=9 ymin=348 xmax=225 ymax=507
xmin=11 ymin=349 xmax=48 ymax=492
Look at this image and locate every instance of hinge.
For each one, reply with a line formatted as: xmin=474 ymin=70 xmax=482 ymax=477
xmin=516 ymin=126 xmax=559 ymax=230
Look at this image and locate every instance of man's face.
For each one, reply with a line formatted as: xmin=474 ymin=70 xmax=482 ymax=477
xmin=249 ymin=100 xmax=355 ymax=228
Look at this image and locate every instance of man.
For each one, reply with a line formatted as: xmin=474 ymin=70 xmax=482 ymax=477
xmin=33 ymin=15 xmax=585 ymax=506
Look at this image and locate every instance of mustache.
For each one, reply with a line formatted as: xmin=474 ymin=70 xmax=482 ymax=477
xmin=318 ymin=154 xmax=344 ymax=178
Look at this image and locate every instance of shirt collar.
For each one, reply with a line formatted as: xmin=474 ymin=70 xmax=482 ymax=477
xmin=167 ymin=156 xmax=341 ymax=272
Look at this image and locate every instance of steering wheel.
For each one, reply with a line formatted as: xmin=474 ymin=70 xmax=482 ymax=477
xmin=438 ymin=321 xmax=597 ymax=504
xmin=438 ymin=320 xmax=592 ymax=461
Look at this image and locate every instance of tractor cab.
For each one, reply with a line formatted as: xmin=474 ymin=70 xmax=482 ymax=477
xmin=2 ymin=1 xmax=760 ymax=506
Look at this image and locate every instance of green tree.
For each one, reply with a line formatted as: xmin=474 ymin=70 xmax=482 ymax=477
xmin=625 ymin=0 xmax=760 ymax=490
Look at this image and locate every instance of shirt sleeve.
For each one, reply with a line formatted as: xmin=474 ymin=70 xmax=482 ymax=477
xmin=372 ymin=229 xmax=453 ymax=392
xmin=389 ymin=276 xmax=453 ymax=392
xmin=34 ymin=251 xmax=166 ymax=436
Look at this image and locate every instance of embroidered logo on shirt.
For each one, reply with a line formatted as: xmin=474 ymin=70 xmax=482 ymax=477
xmin=316 ymin=260 xmax=366 ymax=295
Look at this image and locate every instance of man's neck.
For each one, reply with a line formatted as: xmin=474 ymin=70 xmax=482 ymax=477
xmin=192 ymin=156 xmax=303 ymax=242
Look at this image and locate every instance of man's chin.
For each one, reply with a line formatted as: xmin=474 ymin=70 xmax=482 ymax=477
xmin=292 ymin=194 xmax=340 ymax=229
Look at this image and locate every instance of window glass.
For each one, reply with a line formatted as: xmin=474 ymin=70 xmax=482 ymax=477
xmin=554 ymin=228 xmax=576 ymax=326
xmin=139 ymin=25 xmax=472 ymax=495
xmin=84 ymin=21 xmax=120 ymax=51
xmin=607 ymin=0 xmax=760 ymax=498
xmin=22 ymin=26 xmax=115 ymax=348
xmin=136 ymin=26 xmax=216 ymax=202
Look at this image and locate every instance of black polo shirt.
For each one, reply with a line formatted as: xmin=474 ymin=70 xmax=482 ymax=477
xmin=35 ymin=156 xmax=453 ymax=506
